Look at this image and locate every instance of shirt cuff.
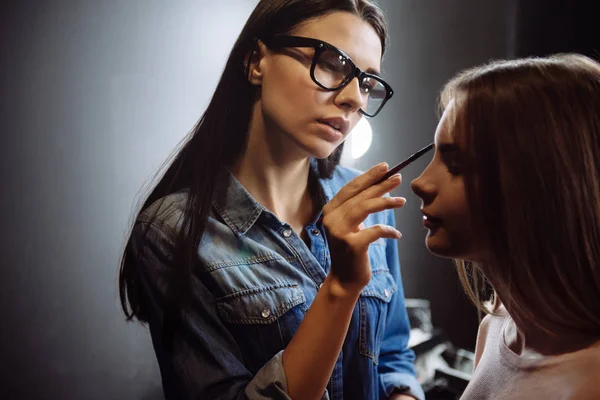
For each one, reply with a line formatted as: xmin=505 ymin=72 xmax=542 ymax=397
xmin=381 ymin=372 xmax=425 ymax=400
xmin=245 ymin=350 xmax=330 ymax=400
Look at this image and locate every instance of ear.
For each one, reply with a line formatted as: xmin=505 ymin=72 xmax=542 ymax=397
xmin=246 ymin=40 xmax=268 ymax=86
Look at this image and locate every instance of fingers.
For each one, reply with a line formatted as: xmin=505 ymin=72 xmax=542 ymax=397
xmin=322 ymin=162 xmax=389 ymax=215
xmin=323 ymin=195 xmax=405 ymax=247
xmin=339 ymin=174 xmax=402 ymax=217
xmin=343 ymin=196 xmax=406 ymax=228
xmin=349 ymin=224 xmax=402 ymax=251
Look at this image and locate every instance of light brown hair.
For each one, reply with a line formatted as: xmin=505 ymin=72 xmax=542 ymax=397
xmin=441 ymin=54 xmax=600 ymax=337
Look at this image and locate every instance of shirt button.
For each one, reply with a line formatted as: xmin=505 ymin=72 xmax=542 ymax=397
xmin=311 ymin=228 xmax=320 ymax=236
xmin=384 ymin=289 xmax=390 ymax=298
xmin=261 ymin=309 xmax=271 ymax=319
xmin=282 ymin=228 xmax=292 ymax=238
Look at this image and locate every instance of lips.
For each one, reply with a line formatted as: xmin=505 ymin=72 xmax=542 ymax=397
xmin=421 ymin=210 xmax=442 ymax=229
xmin=318 ymin=117 xmax=349 ymax=135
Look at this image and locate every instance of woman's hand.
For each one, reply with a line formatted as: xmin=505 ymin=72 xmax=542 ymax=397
xmin=321 ymin=162 xmax=405 ymax=296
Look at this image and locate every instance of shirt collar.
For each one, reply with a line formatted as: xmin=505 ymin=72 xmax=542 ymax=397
xmin=211 ymin=171 xmax=264 ymax=235
xmin=212 ymin=159 xmax=332 ymax=234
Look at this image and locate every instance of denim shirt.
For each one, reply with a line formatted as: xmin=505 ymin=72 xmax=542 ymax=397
xmin=132 ymin=163 xmax=424 ymax=400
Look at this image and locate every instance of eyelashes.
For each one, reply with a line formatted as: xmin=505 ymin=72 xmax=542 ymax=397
xmin=446 ymin=158 xmax=463 ymax=175
xmin=440 ymin=152 xmax=464 ymax=176
xmin=436 ymin=143 xmax=469 ymax=176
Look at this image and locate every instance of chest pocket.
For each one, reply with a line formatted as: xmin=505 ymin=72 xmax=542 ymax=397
xmin=359 ymin=243 xmax=397 ymax=364
xmin=216 ymin=282 xmax=307 ymax=373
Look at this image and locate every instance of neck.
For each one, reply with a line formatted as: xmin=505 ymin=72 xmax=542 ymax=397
xmin=230 ymin=102 xmax=316 ymax=230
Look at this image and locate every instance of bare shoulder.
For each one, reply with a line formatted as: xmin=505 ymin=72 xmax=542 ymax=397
xmin=570 ymin=372 xmax=600 ymax=400
xmin=575 ymin=340 xmax=600 ymax=370
xmin=556 ymin=340 xmax=600 ymax=398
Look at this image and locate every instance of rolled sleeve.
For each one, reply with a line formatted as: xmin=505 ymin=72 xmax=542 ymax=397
xmin=244 ymin=351 xmax=289 ymax=399
xmin=247 ymin=351 xmax=329 ymax=400
xmin=380 ymin=372 xmax=424 ymax=400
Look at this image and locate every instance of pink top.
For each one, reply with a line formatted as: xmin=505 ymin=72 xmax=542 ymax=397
xmin=460 ymin=307 xmax=600 ymax=400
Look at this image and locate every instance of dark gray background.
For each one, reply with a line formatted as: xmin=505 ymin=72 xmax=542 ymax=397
xmin=2 ymin=0 xmax=596 ymax=398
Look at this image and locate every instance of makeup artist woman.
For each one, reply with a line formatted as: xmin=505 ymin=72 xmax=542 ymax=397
xmin=118 ymin=1 xmax=423 ymax=399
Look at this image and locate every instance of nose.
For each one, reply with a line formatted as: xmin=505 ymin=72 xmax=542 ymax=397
xmin=334 ymin=77 xmax=365 ymax=113
xmin=411 ymin=174 xmax=436 ymax=205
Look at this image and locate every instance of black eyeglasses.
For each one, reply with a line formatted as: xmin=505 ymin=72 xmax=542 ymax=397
xmin=261 ymin=35 xmax=394 ymax=117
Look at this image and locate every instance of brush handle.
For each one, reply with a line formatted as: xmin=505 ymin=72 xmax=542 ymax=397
xmin=315 ymin=143 xmax=434 ymax=225
xmin=375 ymin=143 xmax=434 ymax=185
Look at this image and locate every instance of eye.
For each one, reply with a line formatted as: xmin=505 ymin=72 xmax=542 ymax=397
xmin=439 ymin=147 xmax=464 ymax=176
xmin=360 ymin=78 xmax=375 ymax=93
xmin=321 ymin=60 xmax=339 ymax=72
xmin=318 ymin=53 xmax=348 ymax=73
xmin=446 ymin=157 xmax=463 ymax=176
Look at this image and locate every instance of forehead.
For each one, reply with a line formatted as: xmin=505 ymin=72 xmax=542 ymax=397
xmin=290 ymin=11 xmax=383 ymax=73
xmin=435 ymin=101 xmax=457 ymax=145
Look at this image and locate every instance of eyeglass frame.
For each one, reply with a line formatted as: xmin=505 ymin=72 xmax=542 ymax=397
xmin=260 ymin=35 xmax=394 ymax=117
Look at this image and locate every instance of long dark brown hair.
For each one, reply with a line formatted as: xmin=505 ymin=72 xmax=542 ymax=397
xmin=118 ymin=0 xmax=388 ymax=338
xmin=441 ymin=54 xmax=600 ymax=337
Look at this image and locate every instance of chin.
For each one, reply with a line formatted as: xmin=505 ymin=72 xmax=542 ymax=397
xmin=304 ymin=142 xmax=342 ymax=160
xmin=425 ymin=234 xmax=465 ymax=260
xmin=289 ymin=127 xmax=346 ymax=160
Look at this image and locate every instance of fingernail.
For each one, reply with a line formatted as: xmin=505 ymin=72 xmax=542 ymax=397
xmin=396 ymin=229 xmax=403 ymax=238
xmin=394 ymin=197 xmax=406 ymax=203
xmin=379 ymin=162 xmax=389 ymax=170
xmin=390 ymin=174 xmax=402 ymax=182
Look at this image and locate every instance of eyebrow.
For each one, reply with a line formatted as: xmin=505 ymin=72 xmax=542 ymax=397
xmin=302 ymin=36 xmax=382 ymax=76
xmin=333 ymin=44 xmax=380 ymax=76
xmin=436 ymin=143 xmax=461 ymax=154
xmin=340 ymin=53 xmax=379 ymax=76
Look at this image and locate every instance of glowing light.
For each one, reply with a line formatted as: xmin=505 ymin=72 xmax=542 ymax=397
xmin=349 ymin=117 xmax=372 ymax=159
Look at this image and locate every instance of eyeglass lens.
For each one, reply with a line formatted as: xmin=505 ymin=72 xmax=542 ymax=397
xmin=314 ymin=49 xmax=388 ymax=116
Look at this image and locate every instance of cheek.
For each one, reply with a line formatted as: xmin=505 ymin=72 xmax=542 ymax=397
xmin=266 ymin=60 xmax=316 ymax=100
xmin=426 ymin=185 xmax=478 ymax=258
xmin=444 ymin=216 xmax=481 ymax=260
xmin=261 ymin=69 xmax=323 ymax=125
xmin=444 ymin=222 xmax=475 ymax=252
xmin=447 ymin=188 xmax=473 ymax=230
